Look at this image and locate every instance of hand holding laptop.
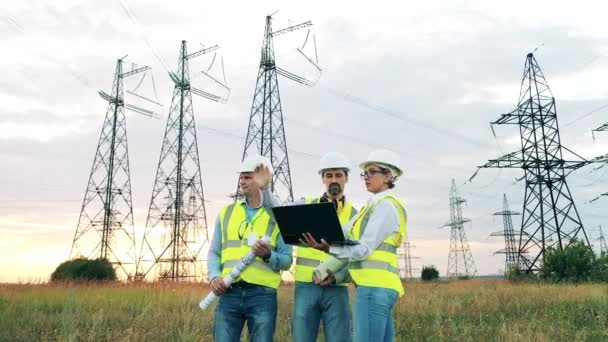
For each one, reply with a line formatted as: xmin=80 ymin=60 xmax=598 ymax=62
xmin=300 ymin=232 xmax=330 ymax=252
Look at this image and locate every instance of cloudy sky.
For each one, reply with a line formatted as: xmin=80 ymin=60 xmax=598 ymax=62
xmin=1 ymin=0 xmax=608 ymax=282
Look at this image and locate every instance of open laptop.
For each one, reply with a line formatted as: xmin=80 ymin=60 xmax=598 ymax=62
xmin=271 ymin=202 xmax=359 ymax=246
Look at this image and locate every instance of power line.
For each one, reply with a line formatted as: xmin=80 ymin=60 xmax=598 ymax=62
xmin=118 ymin=0 xmax=170 ymax=73
xmin=570 ymin=53 xmax=606 ymax=75
xmin=1 ymin=11 xmax=24 ymax=33
xmin=563 ymin=103 xmax=608 ymax=127
xmin=283 ymin=117 xmax=427 ymax=164
xmin=318 ymin=84 xmax=493 ymax=149
xmin=1 ymin=11 xmax=95 ymax=91
xmin=113 ymin=2 xmax=502 ymax=159
xmin=198 ymin=124 xmax=320 ymax=159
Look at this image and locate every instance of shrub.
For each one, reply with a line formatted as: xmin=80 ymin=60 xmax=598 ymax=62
xmin=591 ymin=254 xmax=608 ymax=282
xmin=539 ymin=240 xmax=595 ymax=282
xmin=51 ymin=257 xmax=117 ymax=281
xmin=421 ymin=265 xmax=439 ymax=281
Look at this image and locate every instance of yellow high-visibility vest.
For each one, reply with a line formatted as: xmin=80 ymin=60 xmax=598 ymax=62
xmin=348 ymin=194 xmax=407 ymax=296
xmin=294 ymin=197 xmax=358 ymax=284
xmin=219 ymin=202 xmax=282 ymax=288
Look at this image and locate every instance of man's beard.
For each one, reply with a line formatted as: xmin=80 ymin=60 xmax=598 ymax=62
xmin=328 ymin=183 xmax=342 ymax=197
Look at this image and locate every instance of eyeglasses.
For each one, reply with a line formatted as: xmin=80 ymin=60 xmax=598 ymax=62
xmin=360 ymin=169 xmax=388 ymax=179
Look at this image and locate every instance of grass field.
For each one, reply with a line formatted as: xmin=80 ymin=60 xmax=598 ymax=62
xmin=1 ymin=280 xmax=607 ymax=341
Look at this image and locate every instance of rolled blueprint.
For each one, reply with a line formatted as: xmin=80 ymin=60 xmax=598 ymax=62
xmin=313 ymin=256 xmax=347 ymax=282
xmin=199 ymin=236 xmax=270 ymax=310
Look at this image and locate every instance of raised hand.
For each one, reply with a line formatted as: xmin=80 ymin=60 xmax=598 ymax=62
xmin=253 ymin=163 xmax=272 ymax=190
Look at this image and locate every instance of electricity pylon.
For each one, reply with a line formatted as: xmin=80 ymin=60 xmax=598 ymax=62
xmin=490 ymin=194 xmax=522 ymax=276
xmin=237 ymin=14 xmax=319 ymax=202
xmin=139 ymin=41 xmax=225 ymax=281
xmin=473 ymin=53 xmax=593 ymax=274
xmin=442 ymin=179 xmax=477 ymax=279
xmin=71 ymin=57 xmax=154 ymax=279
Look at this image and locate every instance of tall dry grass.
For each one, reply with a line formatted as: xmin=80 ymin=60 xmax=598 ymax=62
xmin=1 ymin=280 xmax=607 ymax=341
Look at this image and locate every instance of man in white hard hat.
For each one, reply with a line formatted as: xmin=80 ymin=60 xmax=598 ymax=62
xmin=254 ymin=152 xmax=357 ymax=342
xmin=301 ymin=149 xmax=408 ymax=342
xmin=207 ymin=155 xmax=293 ymax=342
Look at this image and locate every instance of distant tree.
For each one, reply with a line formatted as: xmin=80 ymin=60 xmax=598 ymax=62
xmin=505 ymin=266 xmax=535 ymax=281
xmin=421 ymin=265 xmax=439 ymax=281
xmin=591 ymin=254 xmax=608 ymax=282
xmin=51 ymin=257 xmax=117 ymax=281
xmin=539 ymin=240 xmax=595 ymax=282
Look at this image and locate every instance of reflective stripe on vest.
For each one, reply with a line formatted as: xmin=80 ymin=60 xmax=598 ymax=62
xmin=219 ymin=202 xmax=282 ymax=288
xmin=296 ymin=257 xmax=320 ymax=268
xmin=222 ymin=259 xmax=275 ymax=273
xmin=350 ymin=260 xmax=400 ymax=275
xmin=294 ymin=197 xmax=358 ymax=284
xmin=349 ymin=194 xmax=407 ymax=296
xmin=376 ymin=242 xmax=398 ymax=253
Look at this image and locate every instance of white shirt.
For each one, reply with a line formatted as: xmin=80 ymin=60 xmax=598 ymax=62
xmin=329 ymin=189 xmax=404 ymax=261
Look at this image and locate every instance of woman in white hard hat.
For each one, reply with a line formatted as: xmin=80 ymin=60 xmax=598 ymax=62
xmin=301 ymin=149 xmax=407 ymax=342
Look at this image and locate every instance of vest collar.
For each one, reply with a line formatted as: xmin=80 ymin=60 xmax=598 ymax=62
xmin=366 ymin=189 xmax=394 ymax=207
xmin=319 ymin=192 xmax=346 ymax=206
xmin=240 ymin=190 xmax=263 ymax=209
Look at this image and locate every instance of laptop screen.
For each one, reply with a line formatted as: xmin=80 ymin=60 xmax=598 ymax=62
xmin=271 ymin=202 xmax=348 ymax=245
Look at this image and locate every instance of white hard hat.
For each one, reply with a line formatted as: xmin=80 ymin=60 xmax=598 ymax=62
xmin=318 ymin=152 xmax=351 ymax=174
xmin=359 ymin=149 xmax=403 ymax=177
xmin=239 ymin=155 xmax=274 ymax=173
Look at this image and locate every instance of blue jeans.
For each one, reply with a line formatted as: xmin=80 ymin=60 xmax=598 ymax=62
xmin=353 ymin=286 xmax=398 ymax=342
xmin=292 ymin=281 xmax=351 ymax=342
xmin=213 ymin=285 xmax=277 ymax=342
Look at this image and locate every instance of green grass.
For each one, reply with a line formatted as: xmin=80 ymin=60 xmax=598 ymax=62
xmin=1 ymin=280 xmax=607 ymax=341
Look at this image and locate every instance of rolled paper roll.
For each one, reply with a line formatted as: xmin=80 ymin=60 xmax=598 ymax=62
xmin=313 ymin=256 xmax=347 ymax=282
xmin=199 ymin=236 xmax=270 ymax=310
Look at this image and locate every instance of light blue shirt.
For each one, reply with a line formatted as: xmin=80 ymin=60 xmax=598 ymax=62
xmin=207 ymin=198 xmax=293 ymax=281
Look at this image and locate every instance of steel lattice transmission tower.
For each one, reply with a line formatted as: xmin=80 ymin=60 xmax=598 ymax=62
xmin=475 ymin=53 xmax=592 ymax=274
xmin=598 ymin=225 xmax=608 ymax=256
xmin=237 ymin=15 xmax=315 ymax=202
xmin=398 ymin=239 xmax=419 ymax=280
xmin=139 ymin=41 xmax=221 ymax=281
xmin=71 ymin=58 xmax=151 ymax=279
xmin=591 ymin=123 xmax=608 ymax=202
xmin=490 ymin=194 xmax=522 ymax=275
xmin=593 ymin=121 xmax=608 ymax=135
xmin=442 ymin=179 xmax=477 ymax=279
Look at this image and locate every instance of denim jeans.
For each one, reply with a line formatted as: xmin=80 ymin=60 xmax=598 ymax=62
xmin=353 ymin=285 xmax=398 ymax=342
xmin=213 ymin=285 xmax=277 ymax=342
xmin=292 ymin=281 xmax=352 ymax=342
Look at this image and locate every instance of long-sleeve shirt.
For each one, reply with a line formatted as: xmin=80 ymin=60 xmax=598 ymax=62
xmin=261 ymin=188 xmax=351 ymax=284
xmin=328 ymin=189 xmax=403 ymax=262
xmin=207 ymin=197 xmax=293 ymax=281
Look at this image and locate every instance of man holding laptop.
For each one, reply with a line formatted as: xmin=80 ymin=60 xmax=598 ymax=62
xmin=258 ymin=152 xmax=357 ymax=342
